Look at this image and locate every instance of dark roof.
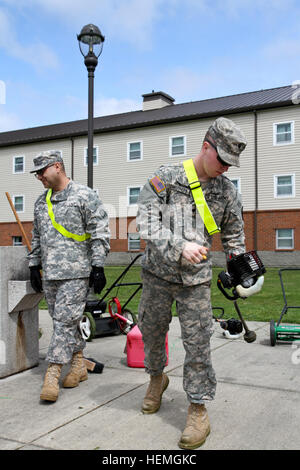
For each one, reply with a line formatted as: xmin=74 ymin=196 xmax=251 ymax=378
xmin=0 ymin=85 xmax=295 ymax=148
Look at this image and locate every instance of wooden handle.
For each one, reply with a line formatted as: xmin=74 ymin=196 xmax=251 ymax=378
xmin=5 ymin=192 xmax=32 ymax=251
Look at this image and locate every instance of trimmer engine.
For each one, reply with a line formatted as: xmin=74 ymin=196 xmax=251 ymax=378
xmin=219 ymin=250 xmax=266 ymax=291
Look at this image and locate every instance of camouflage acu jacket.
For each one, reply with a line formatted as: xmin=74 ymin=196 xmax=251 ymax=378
xmin=27 ymin=180 xmax=110 ymax=280
xmin=136 ymin=162 xmax=245 ymax=286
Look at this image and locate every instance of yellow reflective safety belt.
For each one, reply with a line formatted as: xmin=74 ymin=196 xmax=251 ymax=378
xmin=183 ymin=159 xmax=221 ymax=236
xmin=46 ymin=189 xmax=91 ymax=242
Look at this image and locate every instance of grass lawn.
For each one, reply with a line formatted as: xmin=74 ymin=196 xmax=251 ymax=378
xmin=39 ymin=266 xmax=300 ymax=324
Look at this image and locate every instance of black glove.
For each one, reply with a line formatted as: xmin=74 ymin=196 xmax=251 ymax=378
xmin=29 ymin=266 xmax=43 ymax=293
xmin=89 ymin=266 xmax=106 ymax=294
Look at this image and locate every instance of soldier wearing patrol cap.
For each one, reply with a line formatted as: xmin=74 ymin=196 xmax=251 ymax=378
xmin=28 ymin=150 xmax=110 ymax=403
xmin=136 ymin=117 xmax=247 ymax=449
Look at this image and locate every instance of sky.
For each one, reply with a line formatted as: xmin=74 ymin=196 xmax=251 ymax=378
xmin=0 ymin=0 xmax=300 ymax=132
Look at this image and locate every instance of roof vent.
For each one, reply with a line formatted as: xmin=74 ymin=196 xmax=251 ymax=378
xmin=142 ymin=91 xmax=175 ymax=111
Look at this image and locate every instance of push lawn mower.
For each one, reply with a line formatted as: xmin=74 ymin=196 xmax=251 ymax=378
xmin=270 ymin=268 xmax=300 ymax=346
xmin=79 ymin=254 xmax=142 ymax=342
xmin=216 ymin=250 xmax=266 ymax=343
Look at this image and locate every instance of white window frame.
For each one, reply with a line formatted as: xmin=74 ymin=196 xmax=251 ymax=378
xmin=12 ymin=236 xmax=22 ymax=246
xmin=127 ymin=141 xmax=143 ymax=162
xmin=13 ymin=155 xmax=25 ymax=174
xmin=128 ymin=233 xmax=141 ymax=251
xmin=230 ymin=177 xmax=241 ymax=194
xmin=84 ymin=146 xmax=99 ymax=166
xmin=274 ymin=174 xmax=295 ymax=198
xmin=127 ymin=186 xmax=142 ymax=206
xmin=13 ymin=195 xmax=25 ymax=213
xmin=169 ymin=135 xmax=186 ymax=157
xmin=276 ymin=228 xmax=294 ymax=250
xmin=273 ymin=121 xmax=294 ymax=146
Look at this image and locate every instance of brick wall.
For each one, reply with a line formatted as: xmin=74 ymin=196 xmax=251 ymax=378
xmin=256 ymin=209 xmax=300 ymax=251
xmin=1 ymin=209 xmax=299 ymax=252
xmin=211 ymin=209 xmax=300 ymax=252
xmin=0 ymin=222 xmax=33 ymax=248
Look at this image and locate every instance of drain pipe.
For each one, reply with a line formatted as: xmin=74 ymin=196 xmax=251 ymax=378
xmin=253 ymin=110 xmax=258 ymax=251
xmin=71 ymin=137 xmax=74 ymax=180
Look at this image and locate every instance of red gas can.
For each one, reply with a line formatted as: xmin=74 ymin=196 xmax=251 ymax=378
xmin=126 ymin=325 xmax=169 ymax=368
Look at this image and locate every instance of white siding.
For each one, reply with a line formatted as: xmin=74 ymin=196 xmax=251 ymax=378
xmin=87 ymin=114 xmax=256 ymax=215
xmin=0 ymin=104 xmax=299 ymax=225
xmin=0 ymin=139 xmax=72 ymax=222
xmin=257 ymin=106 xmax=300 ymax=210
xmin=224 ymin=113 xmax=256 ymax=211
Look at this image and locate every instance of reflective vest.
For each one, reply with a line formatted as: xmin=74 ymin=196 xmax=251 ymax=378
xmin=46 ymin=188 xmax=91 ymax=242
xmin=183 ymin=159 xmax=220 ymax=236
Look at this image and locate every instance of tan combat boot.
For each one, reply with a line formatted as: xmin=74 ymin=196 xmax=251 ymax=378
xmin=178 ymin=403 xmax=210 ymax=449
xmin=141 ymin=373 xmax=169 ymax=414
xmin=62 ymin=351 xmax=88 ymax=388
xmin=40 ymin=363 xmax=63 ymax=402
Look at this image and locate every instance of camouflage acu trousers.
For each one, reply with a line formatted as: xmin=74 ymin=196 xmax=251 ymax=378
xmin=43 ymin=278 xmax=89 ymax=364
xmin=138 ymin=269 xmax=217 ymax=404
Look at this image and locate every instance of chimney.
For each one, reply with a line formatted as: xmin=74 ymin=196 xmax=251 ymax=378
xmin=142 ymin=91 xmax=175 ymax=111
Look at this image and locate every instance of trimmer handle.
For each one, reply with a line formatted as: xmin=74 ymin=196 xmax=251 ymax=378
xmin=217 ymin=279 xmax=239 ymax=301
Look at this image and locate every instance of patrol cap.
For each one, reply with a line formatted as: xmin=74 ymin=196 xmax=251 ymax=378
xmin=30 ymin=150 xmax=63 ymax=173
xmin=207 ymin=117 xmax=247 ymax=167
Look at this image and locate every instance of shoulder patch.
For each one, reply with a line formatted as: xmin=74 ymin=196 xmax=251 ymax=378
xmin=150 ymin=175 xmax=165 ymax=193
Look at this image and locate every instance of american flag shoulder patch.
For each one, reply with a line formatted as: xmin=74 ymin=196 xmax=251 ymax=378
xmin=150 ymin=175 xmax=165 ymax=193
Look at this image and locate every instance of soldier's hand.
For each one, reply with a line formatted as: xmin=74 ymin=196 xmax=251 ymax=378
xmin=29 ymin=266 xmax=43 ymax=293
xmin=182 ymin=243 xmax=208 ymax=264
xmin=89 ymin=266 xmax=106 ymax=294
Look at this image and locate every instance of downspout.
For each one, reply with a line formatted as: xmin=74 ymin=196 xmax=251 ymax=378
xmin=70 ymin=137 xmax=74 ymax=180
xmin=253 ymin=110 xmax=258 ymax=251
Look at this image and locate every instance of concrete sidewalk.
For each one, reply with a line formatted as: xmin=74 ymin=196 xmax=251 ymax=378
xmin=0 ymin=309 xmax=300 ymax=450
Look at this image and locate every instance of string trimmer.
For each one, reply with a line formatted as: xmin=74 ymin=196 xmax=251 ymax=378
xmin=217 ymin=251 xmax=266 ymax=343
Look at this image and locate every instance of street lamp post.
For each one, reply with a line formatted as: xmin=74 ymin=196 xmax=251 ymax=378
xmin=77 ymin=24 xmax=105 ymax=189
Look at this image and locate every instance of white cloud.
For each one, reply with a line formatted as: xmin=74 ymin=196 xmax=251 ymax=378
xmin=95 ymin=96 xmax=141 ymax=117
xmin=65 ymin=94 xmax=141 ymax=119
xmin=160 ymin=66 xmax=221 ymax=103
xmin=2 ymin=0 xmax=163 ymax=49
xmin=0 ymin=8 xmax=59 ymax=69
xmin=2 ymin=0 xmax=298 ymax=51
xmin=0 ymin=107 xmax=22 ymax=132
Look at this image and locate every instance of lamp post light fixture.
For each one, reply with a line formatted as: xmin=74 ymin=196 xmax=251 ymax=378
xmin=77 ymin=24 xmax=105 ymax=189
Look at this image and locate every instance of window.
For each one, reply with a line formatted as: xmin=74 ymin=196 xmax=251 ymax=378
xmin=128 ymin=233 xmax=140 ymax=251
xmin=13 ymin=195 xmax=24 ymax=213
xmin=230 ymin=178 xmax=241 ymax=193
xmin=128 ymin=142 xmax=142 ymax=161
xmin=12 ymin=236 xmax=22 ymax=246
xmin=128 ymin=187 xmax=141 ymax=205
xmin=273 ymin=122 xmax=294 ymax=145
xmin=274 ymin=174 xmax=295 ymax=198
xmin=13 ymin=156 xmax=24 ymax=174
xmin=170 ymin=136 xmax=186 ymax=157
xmin=84 ymin=147 xmax=98 ymax=166
xmin=276 ymin=229 xmax=294 ymax=249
